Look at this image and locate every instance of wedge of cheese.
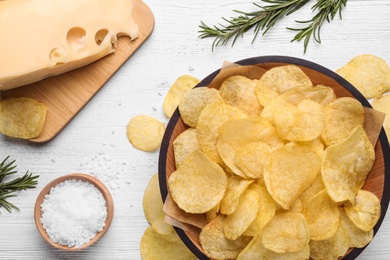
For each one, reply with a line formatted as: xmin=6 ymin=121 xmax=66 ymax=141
xmin=0 ymin=0 xmax=139 ymax=90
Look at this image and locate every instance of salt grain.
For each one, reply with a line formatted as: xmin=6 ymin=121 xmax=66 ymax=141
xmin=40 ymin=179 xmax=107 ymax=248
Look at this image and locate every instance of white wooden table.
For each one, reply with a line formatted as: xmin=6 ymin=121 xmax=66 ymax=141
xmin=1 ymin=0 xmax=389 ymax=259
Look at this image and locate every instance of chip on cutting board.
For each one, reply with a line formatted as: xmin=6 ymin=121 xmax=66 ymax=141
xmin=126 ymin=115 xmax=165 ymax=152
xmin=336 ymin=54 xmax=390 ymax=99
xmin=0 ymin=97 xmax=47 ymax=139
xmin=372 ymin=94 xmax=390 ymax=137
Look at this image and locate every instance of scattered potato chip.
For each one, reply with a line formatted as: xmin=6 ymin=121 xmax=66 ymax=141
xmin=140 ymin=226 xmax=196 ymax=260
xmin=340 ymin=208 xmax=374 ymax=248
xmin=321 ymin=97 xmax=365 ymax=146
xmin=168 ymin=150 xmax=227 ymax=214
xmin=344 ymin=189 xmax=381 ymax=232
xmin=199 ymin=215 xmax=252 ymax=260
xmin=309 ymin=223 xmax=351 ymax=260
xmin=302 ymin=189 xmax=340 ymax=241
xmin=372 ymin=94 xmax=390 ymax=137
xmin=274 ymin=99 xmax=325 ymax=141
xmin=126 ymin=115 xmax=165 ymax=152
xmin=173 ymin=128 xmax=200 ymax=168
xmin=163 ymin=75 xmax=200 ymax=118
xmin=220 ymin=175 xmax=254 ymax=215
xmin=322 ymin=126 xmax=375 ymax=205
xmin=235 ymin=142 xmax=272 ymax=179
xmin=262 ymin=212 xmax=310 ymax=254
xmin=0 ymin=97 xmax=47 ymax=139
xmin=336 ymin=54 xmax=390 ymax=99
xmin=264 ymin=143 xmax=321 ymax=209
xmin=178 ymin=87 xmax=223 ymax=127
xmin=255 ymin=65 xmax=313 ymax=106
xmin=224 ymin=187 xmax=260 ymax=240
xmin=219 ymin=75 xmax=263 ymax=116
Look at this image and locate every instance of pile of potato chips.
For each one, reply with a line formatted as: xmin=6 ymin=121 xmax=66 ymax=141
xmin=165 ymin=64 xmax=382 ymax=260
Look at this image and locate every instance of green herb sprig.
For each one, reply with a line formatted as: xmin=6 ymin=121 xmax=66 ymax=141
xmin=198 ymin=0 xmax=348 ymax=52
xmin=0 ymin=156 xmax=39 ymax=213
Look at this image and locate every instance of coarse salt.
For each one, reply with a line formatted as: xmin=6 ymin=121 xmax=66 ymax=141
xmin=40 ymin=179 xmax=107 ymax=248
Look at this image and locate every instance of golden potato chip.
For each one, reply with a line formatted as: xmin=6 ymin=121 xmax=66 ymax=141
xmin=224 ymin=187 xmax=260 ymax=240
xmin=340 ymin=208 xmax=374 ymax=248
xmin=264 ymin=143 xmax=321 ymax=209
xmin=143 ymin=173 xmax=177 ymax=240
xmin=206 ymin=203 xmax=220 ymax=223
xmin=344 ymin=189 xmax=381 ymax=232
xmin=0 ymin=97 xmax=47 ymax=139
xmin=140 ymin=226 xmax=196 ymax=260
xmin=336 ymin=54 xmax=390 ymax=99
xmin=217 ymin=117 xmax=284 ymax=178
xmin=196 ymin=102 xmax=247 ymax=165
xmin=322 ymin=126 xmax=375 ymax=205
xmin=262 ymin=212 xmax=310 ymax=254
xmin=321 ymin=97 xmax=365 ymax=146
xmin=168 ymin=150 xmax=227 ymax=214
xmin=219 ymin=75 xmax=263 ymax=116
xmin=261 ymin=85 xmax=336 ymax=123
xmin=163 ymin=75 xmax=200 ymax=118
xmin=372 ymin=94 xmax=390 ymax=137
xmin=235 ymin=142 xmax=272 ymax=179
xmin=296 ymin=137 xmax=325 ymax=159
xmin=302 ymin=189 xmax=340 ymax=241
xmin=274 ymin=99 xmax=325 ymax=141
xmin=299 ymin=174 xmax=325 ymax=208
xmin=309 ymin=223 xmax=350 ymax=260
xmin=220 ymin=175 xmax=254 ymax=215
xmin=255 ymin=65 xmax=313 ymax=106
xmin=200 ymin=215 xmax=252 ymax=260
xmin=178 ymin=87 xmax=223 ymax=128
xmin=173 ymin=128 xmax=200 ymax=167
xmin=126 ymin=115 xmax=165 ymax=152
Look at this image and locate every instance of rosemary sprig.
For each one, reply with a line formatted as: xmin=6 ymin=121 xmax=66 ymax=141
xmin=288 ymin=0 xmax=348 ymax=52
xmin=198 ymin=0 xmax=348 ymax=52
xmin=0 ymin=156 xmax=39 ymax=213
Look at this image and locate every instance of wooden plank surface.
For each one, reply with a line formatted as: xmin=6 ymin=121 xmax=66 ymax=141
xmin=1 ymin=0 xmax=154 ymax=143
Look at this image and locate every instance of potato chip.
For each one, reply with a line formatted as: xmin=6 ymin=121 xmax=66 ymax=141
xmin=264 ymin=143 xmax=321 ymax=209
xmin=340 ymin=208 xmax=374 ymax=248
xmin=163 ymin=75 xmax=200 ymax=118
xmin=321 ymin=97 xmax=365 ymax=146
xmin=262 ymin=212 xmax=310 ymax=254
xmin=255 ymin=65 xmax=313 ymax=106
xmin=274 ymin=99 xmax=325 ymax=141
xmin=206 ymin=203 xmax=220 ymax=223
xmin=217 ymin=117 xmax=284 ymax=178
xmin=336 ymin=54 xmax=390 ymax=99
xmin=173 ymin=128 xmax=200 ymax=167
xmin=126 ymin=115 xmax=165 ymax=152
xmin=344 ymin=189 xmax=381 ymax=232
xmin=224 ymin=187 xmax=260 ymax=240
xmin=302 ymin=189 xmax=340 ymax=241
xmin=196 ymin=102 xmax=247 ymax=165
xmin=0 ymin=97 xmax=47 ymax=139
xmin=261 ymin=85 xmax=336 ymax=123
xmin=309 ymin=223 xmax=350 ymax=260
xmin=178 ymin=87 xmax=223 ymax=128
xmin=235 ymin=142 xmax=272 ymax=179
xmin=372 ymin=94 xmax=390 ymax=137
xmin=140 ymin=226 xmax=196 ymax=260
xmin=219 ymin=75 xmax=263 ymax=116
xmin=299 ymin=174 xmax=325 ymax=208
xmin=220 ymin=175 xmax=254 ymax=215
xmin=200 ymin=215 xmax=252 ymax=260
xmin=322 ymin=126 xmax=375 ymax=205
xmin=168 ymin=150 xmax=227 ymax=214
xmin=296 ymin=137 xmax=325 ymax=159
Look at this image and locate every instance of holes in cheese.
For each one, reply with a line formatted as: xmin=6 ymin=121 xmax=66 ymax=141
xmin=0 ymin=0 xmax=139 ymax=90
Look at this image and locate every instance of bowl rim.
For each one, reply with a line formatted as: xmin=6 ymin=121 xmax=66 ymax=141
xmin=158 ymin=55 xmax=390 ymax=260
xmin=34 ymin=173 xmax=114 ymax=251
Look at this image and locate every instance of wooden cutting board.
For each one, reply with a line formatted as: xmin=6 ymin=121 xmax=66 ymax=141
xmin=1 ymin=0 xmax=154 ymax=143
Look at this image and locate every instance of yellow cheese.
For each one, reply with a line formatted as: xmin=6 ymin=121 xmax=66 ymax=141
xmin=0 ymin=0 xmax=139 ymax=90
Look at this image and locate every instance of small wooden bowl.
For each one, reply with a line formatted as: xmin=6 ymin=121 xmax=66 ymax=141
xmin=34 ymin=173 xmax=114 ymax=251
xmin=158 ymin=56 xmax=390 ymax=260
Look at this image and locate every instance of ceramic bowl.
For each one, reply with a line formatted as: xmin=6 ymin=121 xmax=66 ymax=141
xmin=158 ymin=55 xmax=390 ymax=259
xmin=34 ymin=173 xmax=114 ymax=251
